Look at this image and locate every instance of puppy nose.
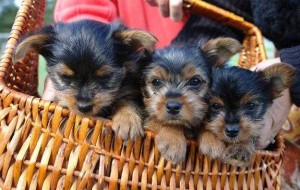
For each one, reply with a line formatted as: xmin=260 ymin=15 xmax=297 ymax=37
xmin=166 ymin=101 xmax=182 ymax=115
xmin=225 ymin=124 xmax=240 ymax=138
xmin=77 ymin=102 xmax=93 ymax=113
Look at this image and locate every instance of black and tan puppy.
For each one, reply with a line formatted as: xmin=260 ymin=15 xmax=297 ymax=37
xmin=199 ymin=63 xmax=295 ymax=167
xmin=13 ymin=20 xmax=157 ymax=140
xmin=143 ymin=38 xmax=241 ymax=164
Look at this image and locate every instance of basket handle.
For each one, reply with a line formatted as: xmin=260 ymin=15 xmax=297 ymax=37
xmin=183 ymin=0 xmax=267 ymax=61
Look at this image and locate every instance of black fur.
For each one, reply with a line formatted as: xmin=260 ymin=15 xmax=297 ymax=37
xmin=148 ymin=45 xmax=212 ymax=81
xmin=17 ymin=20 xmax=152 ymax=118
xmin=208 ymin=67 xmax=274 ymax=123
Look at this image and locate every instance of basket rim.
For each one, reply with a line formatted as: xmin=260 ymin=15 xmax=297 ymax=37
xmin=0 ymin=88 xmax=286 ymax=158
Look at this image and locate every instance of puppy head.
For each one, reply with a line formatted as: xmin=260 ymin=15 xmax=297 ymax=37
xmin=142 ymin=45 xmax=210 ymax=127
xmin=14 ymin=20 xmax=157 ymax=116
xmin=206 ymin=64 xmax=295 ymax=143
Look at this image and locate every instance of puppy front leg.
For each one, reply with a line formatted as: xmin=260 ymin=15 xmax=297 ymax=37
xmin=112 ymin=100 xmax=144 ymax=140
xmin=198 ymin=130 xmax=225 ymax=159
xmin=145 ymin=119 xmax=187 ymax=164
xmin=223 ymin=141 xmax=255 ymax=167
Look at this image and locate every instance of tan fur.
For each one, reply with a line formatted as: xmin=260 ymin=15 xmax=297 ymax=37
xmin=205 ymin=112 xmax=226 ymax=140
xmin=13 ymin=34 xmax=49 ymax=63
xmin=238 ymin=117 xmax=262 ymax=142
xmin=112 ymin=100 xmax=144 ymax=140
xmin=150 ymin=91 xmax=207 ymax=127
xmin=144 ymin=119 xmax=162 ymax=133
xmin=239 ymin=94 xmax=258 ymax=105
xmin=222 ymin=141 xmax=256 ymax=167
xmin=202 ymin=37 xmax=242 ymax=66
xmin=91 ymin=90 xmax=118 ymax=114
xmin=114 ymin=30 xmax=158 ymax=53
xmin=261 ymin=63 xmax=296 ymax=98
xmin=181 ymin=64 xmax=209 ymax=82
xmin=52 ymin=64 xmax=75 ymax=77
xmin=56 ymin=89 xmax=77 ymax=110
xmin=198 ymin=131 xmax=225 ymax=159
xmin=145 ymin=120 xmax=187 ymax=164
xmin=149 ymin=67 xmax=170 ymax=81
xmin=95 ymin=65 xmax=113 ymax=77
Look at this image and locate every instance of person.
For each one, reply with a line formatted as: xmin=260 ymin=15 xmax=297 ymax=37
xmin=44 ymin=0 xmax=300 ymax=149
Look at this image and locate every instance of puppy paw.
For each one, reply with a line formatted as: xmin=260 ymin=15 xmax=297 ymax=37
xmin=155 ymin=130 xmax=187 ymax=164
xmin=144 ymin=119 xmax=162 ymax=134
xmin=112 ymin=108 xmax=144 ymax=140
xmin=223 ymin=145 xmax=252 ymax=167
xmin=199 ymin=132 xmax=225 ymax=159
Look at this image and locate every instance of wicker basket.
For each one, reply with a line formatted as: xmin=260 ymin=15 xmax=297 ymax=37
xmin=0 ymin=0 xmax=284 ymax=189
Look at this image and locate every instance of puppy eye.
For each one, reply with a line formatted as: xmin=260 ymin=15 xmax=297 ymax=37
xmin=246 ymin=102 xmax=256 ymax=111
xmin=211 ymin=103 xmax=222 ymax=111
xmin=187 ymin=77 xmax=201 ymax=86
xmin=151 ymin=78 xmax=162 ymax=87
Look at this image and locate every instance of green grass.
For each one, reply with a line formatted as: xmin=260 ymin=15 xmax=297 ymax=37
xmin=38 ymin=56 xmax=47 ymax=96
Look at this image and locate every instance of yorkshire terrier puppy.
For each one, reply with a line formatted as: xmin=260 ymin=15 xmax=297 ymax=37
xmin=199 ymin=63 xmax=295 ymax=167
xmin=142 ymin=37 xmax=241 ymax=164
xmin=13 ymin=20 xmax=157 ymax=140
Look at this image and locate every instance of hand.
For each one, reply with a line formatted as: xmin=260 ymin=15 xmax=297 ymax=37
xmin=42 ymin=76 xmax=56 ymax=101
xmin=146 ymin=0 xmax=184 ymax=21
xmin=251 ymin=58 xmax=292 ymax=149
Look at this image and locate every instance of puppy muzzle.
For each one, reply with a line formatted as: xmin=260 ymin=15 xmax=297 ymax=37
xmin=77 ymin=101 xmax=93 ymax=113
xmin=225 ymin=124 xmax=240 ymax=138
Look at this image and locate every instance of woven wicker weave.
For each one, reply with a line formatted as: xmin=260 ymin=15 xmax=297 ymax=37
xmin=0 ymin=0 xmax=284 ymax=189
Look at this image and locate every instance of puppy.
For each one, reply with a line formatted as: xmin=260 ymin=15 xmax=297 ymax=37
xmin=199 ymin=63 xmax=295 ymax=167
xmin=143 ymin=38 xmax=241 ymax=164
xmin=13 ymin=20 xmax=157 ymax=140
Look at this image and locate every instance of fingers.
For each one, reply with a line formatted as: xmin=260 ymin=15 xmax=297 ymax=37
xmin=169 ymin=0 xmax=183 ymax=21
xmin=146 ymin=0 xmax=158 ymax=6
xmin=146 ymin=0 xmax=184 ymax=21
xmin=250 ymin=57 xmax=281 ymax=71
xmin=157 ymin=0 xmax=170 ymax=17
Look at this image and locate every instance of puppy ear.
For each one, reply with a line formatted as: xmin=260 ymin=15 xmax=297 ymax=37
xmin=201 ymin=37 xmax=242 ymax=67
xmin=260 ymin=63 xmax=295 ymax=98
xmin=113 ymin=29 xmax=158 ymax=54
xmin=112 ymin=28 xmax=157 ymax=73
xmin=13 ymin=25 xmax=54 ymax=63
